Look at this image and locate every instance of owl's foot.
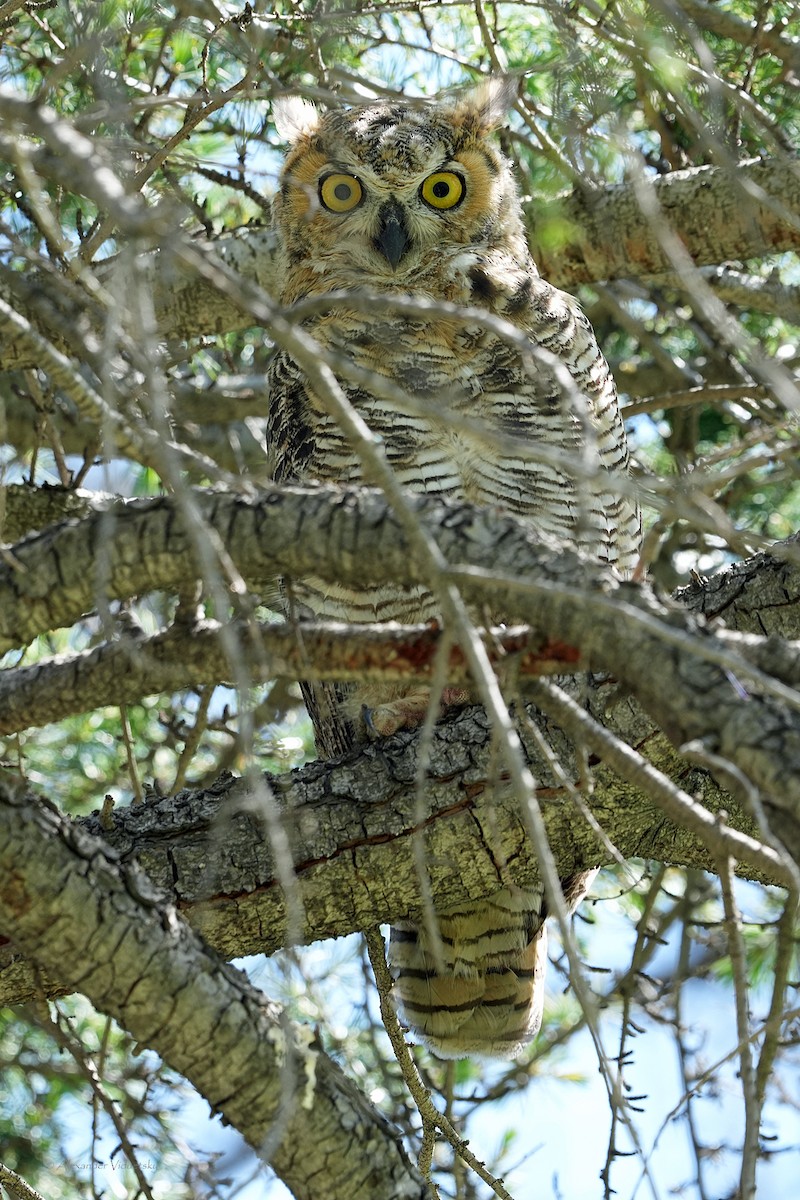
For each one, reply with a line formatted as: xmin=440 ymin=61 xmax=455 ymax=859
xmin=363 ymin=687 xmax=471 ymax=738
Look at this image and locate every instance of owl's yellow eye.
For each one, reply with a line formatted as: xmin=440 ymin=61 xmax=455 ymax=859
xmin=420 ymin=171 xmax=465 ymax=210
xmin=319 ymin=173 xmax=363 ymax=213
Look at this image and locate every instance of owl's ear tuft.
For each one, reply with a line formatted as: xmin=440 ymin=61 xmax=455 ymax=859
xmin=273 ymin=96 xmax=321 ymax=142
xmin=457 ymin=76 xmax=518 ymax=133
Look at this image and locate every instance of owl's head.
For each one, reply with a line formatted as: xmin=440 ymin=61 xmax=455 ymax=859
xmin=272 ymin=79 xmax=530 ymax=300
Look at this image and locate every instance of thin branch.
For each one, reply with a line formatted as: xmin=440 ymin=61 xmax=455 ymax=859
xmin=528 ymin=680 xmax=797 ymax=890
xmin=0 ymin=618 xmax=577 ymax=735
xmin=671 ymin=887 xmax=712 ymax=1200
xmin=623 ymin=384 xmax=769 ymax=419
xmin=716 ymin=845 xmax=759 ymax=1200
xmin=171 ymin=687 xmax=213 ymax=793
xmin=0 ymin=1162 xmax=47 ymax=1200
xmin=120 ymin=705 xmax=144 ymax=805
xmin=364 ymin=927 xmax=515 ymax=1200
xmin=79 ymin=67 xmax=260 ymax=261
xmin=602 ymin=867 xmax=669 ymax=1200
xmin=754 ymin=889 xmax=800 ymax=1106
xmin=632 ymin=1003 xmax=800 ymax=1200
xmin=44 ymin=1004 xmax=156 ymax=1200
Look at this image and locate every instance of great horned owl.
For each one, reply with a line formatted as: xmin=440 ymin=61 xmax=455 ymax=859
xmin=267 ymin=80 xmax=641 ymax=1058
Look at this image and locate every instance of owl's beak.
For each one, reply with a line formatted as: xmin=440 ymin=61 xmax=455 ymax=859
xmin=374 ymin=199 xmax=410 ymax=269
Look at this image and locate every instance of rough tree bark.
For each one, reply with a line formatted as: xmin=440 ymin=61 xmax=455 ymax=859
xmin=0 ymin=776 xmax=436 ymax=1200
xmin=1 ymin=490 xmax=798 ymax=1001
xmin=2 ymin=486 xmax=799 ymax=853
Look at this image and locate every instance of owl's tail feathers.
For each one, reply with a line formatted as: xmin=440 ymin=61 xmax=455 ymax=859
xmin=388 ymin=890 xmax=548 ymax=1060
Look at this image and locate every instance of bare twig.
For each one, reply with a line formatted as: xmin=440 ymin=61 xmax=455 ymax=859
xmin=716 ymin=843 xmax=759 ymax=1200
xmin=364 ymin=927 xmax=515 ymax=1200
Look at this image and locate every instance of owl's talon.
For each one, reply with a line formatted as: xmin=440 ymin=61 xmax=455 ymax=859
xmin=362 ymin=704 xmax=380 ymax=740
xmin=363 ymin=689 xmax=474 ymax=740
xmin=362 ymin=703 xmax=405 ymax=739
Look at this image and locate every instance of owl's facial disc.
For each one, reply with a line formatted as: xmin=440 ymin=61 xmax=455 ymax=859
xmin=374 ymin=199 xmax=410 ymax=269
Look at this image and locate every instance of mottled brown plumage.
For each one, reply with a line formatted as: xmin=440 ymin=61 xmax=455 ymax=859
xmin=267 ymin=80 xmax=640 ymax=1057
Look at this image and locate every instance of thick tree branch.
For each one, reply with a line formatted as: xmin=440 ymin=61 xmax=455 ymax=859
xmin=676 ymin=0 xmax=800 ymax=74
xmin=0 ymin=679 xmax=792 ymax=1010
xmin=3 ymin=485 xmax=799 ymax=649
xmin=530 ymin=158 xmax=800 ymax=287
xmin=0 ymin=777 xmax=435 ymax=1200
xmin=3 ymin=553 xmax=799 ymax=737
xmin=677 ymin=545 xmax=800 ymax=636
xmin=0 ymin=483 xmax=113 ymax=544
xmin=3 ymin=488 xmax=800 ymax=860
xmin=0 ymin=620 xmax=581 ymax=735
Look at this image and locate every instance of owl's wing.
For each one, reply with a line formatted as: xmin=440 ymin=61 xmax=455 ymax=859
xmin=468 ymin=272 xmax=641 ymax=574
